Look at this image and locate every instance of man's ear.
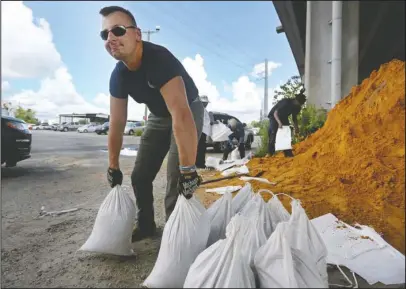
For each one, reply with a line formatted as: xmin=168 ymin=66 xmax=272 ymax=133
xmin=135 ymin=28 xmax=142 ymax=41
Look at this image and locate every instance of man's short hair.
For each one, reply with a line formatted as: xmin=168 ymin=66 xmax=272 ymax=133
xmin=99 ymin=6 xmax=137 ymax=27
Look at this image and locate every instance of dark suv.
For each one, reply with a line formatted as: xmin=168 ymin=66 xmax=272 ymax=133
xmin=1 ymin=115 xmax=32 ymax=167
xmin=206 ymin=111 xmax=254 ymax=152
xmin=96 ymin=122 xmax=109 ymax=135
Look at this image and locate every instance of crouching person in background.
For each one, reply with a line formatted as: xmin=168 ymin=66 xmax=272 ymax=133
xmin=222 ymin=118 xmax=245 ymax=161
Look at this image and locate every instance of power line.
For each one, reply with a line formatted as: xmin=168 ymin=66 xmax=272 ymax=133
xmin=141 ymin=2 xmax=257 ymax=76
xmin=174 ymin=2 xmax=262 ymax=65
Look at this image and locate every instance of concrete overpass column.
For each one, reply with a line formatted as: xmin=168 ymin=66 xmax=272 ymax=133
xmin=307 ymin=1 xmax=332 ymax=110
xmin=331 ymin=1 xmax=343 ymax=107
xmin=304 ymin=1 xmax=312 ymax=92
xmin=341 ymin=1 xmax=359 ymax=98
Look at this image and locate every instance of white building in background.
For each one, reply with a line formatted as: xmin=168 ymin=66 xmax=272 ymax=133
xmin=273 ymin=1 xmax=405 ymax=110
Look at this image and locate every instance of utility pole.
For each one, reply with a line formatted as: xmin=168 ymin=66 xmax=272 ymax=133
xmin=264 ymin=58 xmax=269 ymax=119
xmin=255 ymin=58 xmax=269 ymax=120
xmin=142 ymin=26 xmax=160 ymax=125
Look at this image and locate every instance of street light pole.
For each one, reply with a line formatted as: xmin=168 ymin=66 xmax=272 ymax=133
xmin=142 ymin=26 xmax=160 ymax=125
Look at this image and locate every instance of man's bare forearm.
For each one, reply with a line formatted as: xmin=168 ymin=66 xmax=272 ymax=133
xmin=172 ymin=109 xmax=198 ymax=168
xmin=273 ymin=111 xmax=283 ymax=126
xmin=108 ymin=125 xmax=124 ymax=169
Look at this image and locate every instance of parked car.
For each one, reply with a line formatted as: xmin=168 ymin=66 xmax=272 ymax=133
xmin=52 ymin=122 xmax=65 ymax=131
xmin=206 ymin=111 xmax=255 ymax=152
xmin=1 ymin=115 xmax=32 ymax=167
xmin=77 ymin=123 xmax=98 ymax=133
xmin=49 ymin=123 xmax=59 ymax=131
xmin=96 ymin=122 xmax=109 ymax=135
xmin=124 ymin=121 xmax=145 ymax=135
xmin=34 ymin=122 xmax=51 ymax=130
xmin=58 ymin=122 xmax=81 ymax=132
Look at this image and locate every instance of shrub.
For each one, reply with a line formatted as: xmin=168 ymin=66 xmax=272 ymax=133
xmin=291 ymin=105 xmax=327 ymax=144
xmin=135 ymin=129 xmax=143 ymax=137
xmin=254 ymin=119 xmax=270 ymax=158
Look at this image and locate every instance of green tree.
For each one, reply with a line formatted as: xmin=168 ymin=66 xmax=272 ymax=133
xmin=250 ymin=120 xmax=261 ymax=128
xmin=78 ymin=119 xmax=87 ymax=125
xmin=14 ymin=106 xmax=38 ymax=123
xmin=273 ymin=75 xmax=304 ymax=103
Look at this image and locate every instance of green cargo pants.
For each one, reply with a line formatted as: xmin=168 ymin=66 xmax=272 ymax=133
xmin=131 ymin=98 xmax=204 ymax=231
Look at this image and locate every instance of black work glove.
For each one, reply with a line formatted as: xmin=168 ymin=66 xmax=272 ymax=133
xmin=178 ymin=171 xmax=202 ymax=199
xmin=107 ymin=167 xmax=123 ymax=188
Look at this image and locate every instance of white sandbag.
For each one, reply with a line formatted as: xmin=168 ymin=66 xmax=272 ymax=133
xmin=230 ymin=147 xmax=241 ymax=160
xmin=241 ymin=193 xmax=274 ymax=239
xmin=254 ymin=222 xmax=299 ymax=288
xmin=221 ymin=165 xmax=249 ymax=177
xmin=206 ymin=185 xmax=242 ymax=195
xmin=205 ymin=191 xmax=233 ymax=247
xmin=240 ymin=176 xmax=276 ymax=185
xmin=206 ymin=156 xmax=222 ymax=169
xmin=286 ymin=199 xmax=329 ymax=286
xmin=211 ymin=122 xmax=233 ymax=142
xmin=143 ymin=195 xmax=210 ymax=288
xmin=267 ymin=192 xmax=291 ymax=229
xmin=184 ymin=215 xmax=256 ymax=288
xmin=79 ymin=185 xmax=136 ymax=256
xmin=312 ymin=213 xmax=406 ymax=285
xmin=239 ymin=208 xmax=268 ymax=267
xmin=275 ymin=126 xmax=292 ymax=151
xmin=254 ymin=222 xmax=327 ymax=288
xmin=232 ymin=183 xmax=254 ymax=215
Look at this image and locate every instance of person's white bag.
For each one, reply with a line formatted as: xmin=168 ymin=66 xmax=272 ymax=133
xmin=286 ymin=199 xmax=329 ymax=287
xmin=242 ymin=193 xmax=274 ymax=239
xmin=142 ymin=195 xmax=210 ymax=288
xmin=202 ymin=109 xmax=212 ymax=136
xmin=254 ymin=222 xmax=327 ymax=288
xmin=211 ymin=122 xmax=233 ymax=142
xmin=275 ymin=126 xmax=292 ymax=151
xmin=184 ymin=215 xmax=256 ymax=288
xmin=79 ymin=185 xmax=136 ymax=256
xmin=205 ymin=191 xmax=233 ymax=247
xmin=231 ymin=183 xmax=254 ymax=215
xmin=230 ymin=147 xmax=241 ymax=160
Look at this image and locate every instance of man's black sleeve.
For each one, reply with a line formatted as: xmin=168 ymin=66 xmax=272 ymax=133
xmin=147 ymin=47 xmax=183 ymax=89
xmin=109 ymin=63 xmax=128 ymax=99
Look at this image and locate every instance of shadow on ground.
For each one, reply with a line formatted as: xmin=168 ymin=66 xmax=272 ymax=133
xmin=1 ymin=165 xmax=62 ymax=179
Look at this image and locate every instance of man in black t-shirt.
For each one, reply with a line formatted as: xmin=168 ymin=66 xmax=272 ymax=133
xmin=267 ymin=89 xmax=306 ymax=157
xmin=100 ymin=6 xmax=204 ymax=241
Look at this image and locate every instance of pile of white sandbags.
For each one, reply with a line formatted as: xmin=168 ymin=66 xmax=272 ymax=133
xmin=143 ymin=182 xmax=329 ymax=288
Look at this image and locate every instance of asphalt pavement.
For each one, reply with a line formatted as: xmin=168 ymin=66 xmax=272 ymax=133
xmin=30 ymin=130 xmax=140 ymax=154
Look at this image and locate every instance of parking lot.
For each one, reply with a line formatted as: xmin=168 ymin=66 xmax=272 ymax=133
xmin=1 ymin=130 xmax=259 ymax=288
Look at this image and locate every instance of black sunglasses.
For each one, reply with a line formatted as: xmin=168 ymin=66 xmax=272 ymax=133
xmin=100 ymin=25 xmax=136 ymax=41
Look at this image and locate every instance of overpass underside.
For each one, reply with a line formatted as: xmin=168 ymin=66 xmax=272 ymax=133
xmin=274 ymin=1 xmax=405 ymax=110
